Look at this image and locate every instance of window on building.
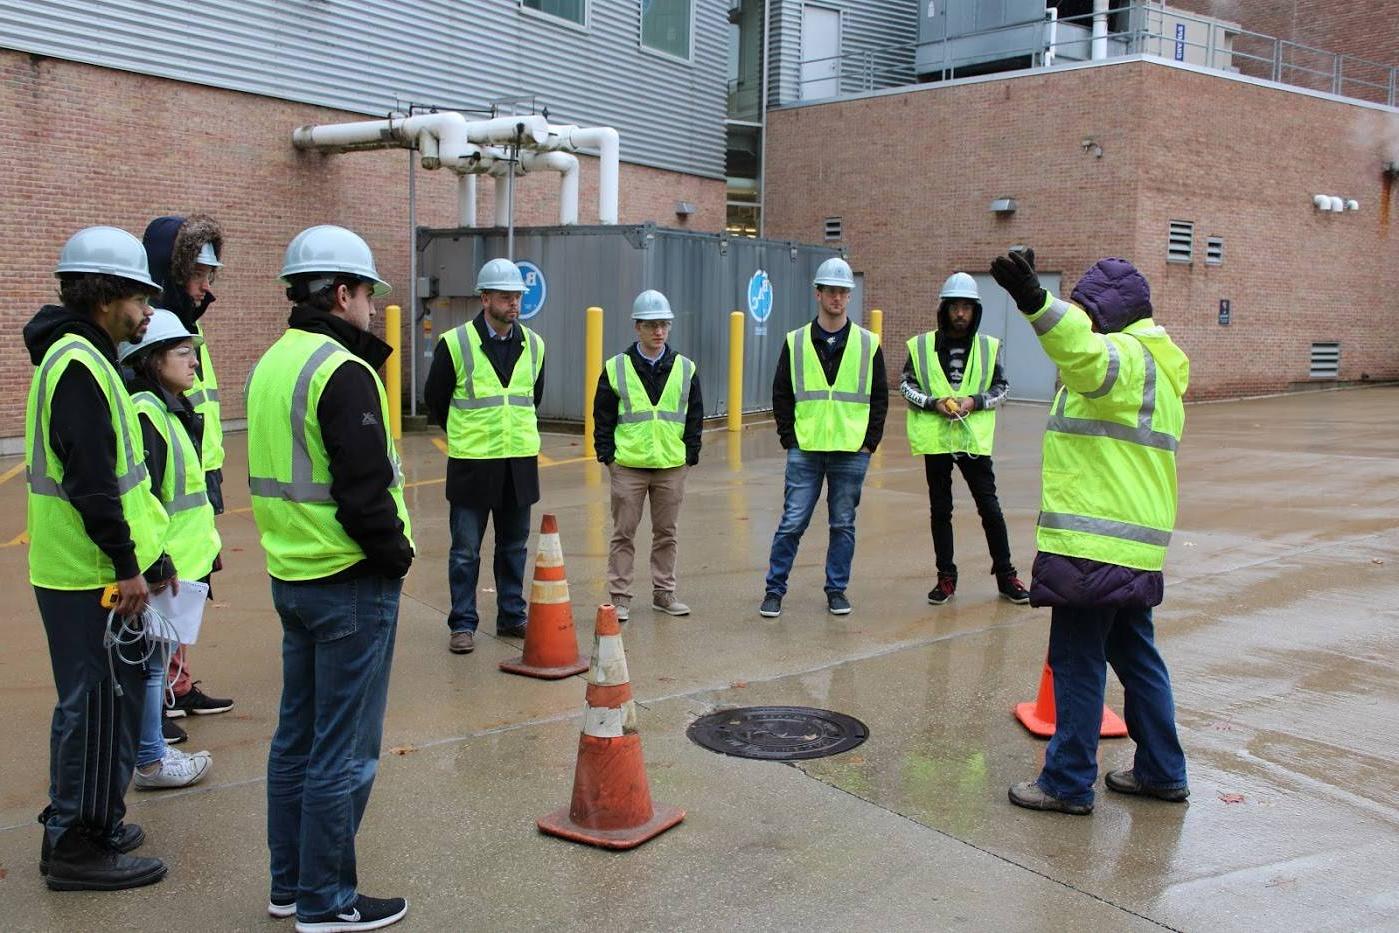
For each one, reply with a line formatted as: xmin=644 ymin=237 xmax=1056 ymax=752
xmin=1206 ymin=236 xmax=1224 ymax=264
xmin=1167 ymin=220 xmax=1194 ymax=263
xmin=522 ymin=0 xmax=586 ymax=27
xmin=642 ymin=0 xmax=692 ymax=60
xmin=1309 ymin=342 xmax=1340 ymax=379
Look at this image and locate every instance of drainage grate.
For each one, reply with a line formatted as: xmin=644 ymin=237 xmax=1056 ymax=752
xmin=686 ymin=706 xmax=869 ymax=761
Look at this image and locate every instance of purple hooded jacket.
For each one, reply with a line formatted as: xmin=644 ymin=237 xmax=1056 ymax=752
xmin=1030 ymin=258 xmax=1167 ymax=610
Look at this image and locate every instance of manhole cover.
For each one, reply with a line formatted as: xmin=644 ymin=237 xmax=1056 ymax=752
xmin=686 ymin=706 xmax=868 ymax=761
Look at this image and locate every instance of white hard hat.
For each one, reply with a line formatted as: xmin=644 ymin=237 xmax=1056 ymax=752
xmin=632 ymin=289 xmax=674 ymax=321
xmin=280 ymin=225 xmax=391 ymax=296
xmin=939 ymin=272 xmax=980 ymax=302
xmin=55 ymin=226 xmax=161 ymax=291
xmin=117 ymin=308 xmax=203 ymax=363
xmin=476 ymin=258 xmax=527 ymax=293
xmin=195 ymin=242 xmax=222 ymax=268
xmin=813 ymin=257 xmax=855 ymax=289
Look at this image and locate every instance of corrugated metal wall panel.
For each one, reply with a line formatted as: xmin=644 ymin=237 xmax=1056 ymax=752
xmin=0 ymin=0 xmax=727 ymax=178
xmin=769 ymin=0 xmax=919 ymax=104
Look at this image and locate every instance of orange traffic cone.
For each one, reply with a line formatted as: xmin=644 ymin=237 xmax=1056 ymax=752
xmin=1014 ymin=658 xmax=1128 ymax=739
xmin=537 ymin=605 xmax=684 ymax=850
xmin=500 ymin=514 xmax=589 ymax=680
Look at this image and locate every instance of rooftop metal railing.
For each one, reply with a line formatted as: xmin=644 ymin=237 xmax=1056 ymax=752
xmin=795 ymin=3 xmax=1397 ymax=108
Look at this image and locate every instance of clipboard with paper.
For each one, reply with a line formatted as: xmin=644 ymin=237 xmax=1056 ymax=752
xmin=146 ymin=579 xmax=210 ymax=645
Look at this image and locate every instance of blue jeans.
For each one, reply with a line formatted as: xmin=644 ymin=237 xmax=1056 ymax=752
xmin=448 ymin=502 xmax=530 ymax=633
xmin=266 ymin=575 xmax=401 ymax=920
xmin=1037 ymin=606 xmax=1188 ymax=805
xmin=137 ymin=654 xmax=167 ymax=768
xmin=764 ymin=448 xmax=871 ymax=596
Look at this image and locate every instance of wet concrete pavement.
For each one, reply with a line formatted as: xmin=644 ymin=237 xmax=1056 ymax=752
xmin=0 ymin=387 xmax=1396 ymax=931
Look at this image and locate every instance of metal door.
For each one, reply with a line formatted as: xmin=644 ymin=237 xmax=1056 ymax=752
xmin=971 ymin=271 xmax=1060 ymax=402
xmin=801 ymin=5 xmax=841 ymax=99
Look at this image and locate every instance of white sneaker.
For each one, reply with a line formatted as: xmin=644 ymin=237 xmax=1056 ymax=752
xmin=134 ymin=747 xmax=213 ymax=790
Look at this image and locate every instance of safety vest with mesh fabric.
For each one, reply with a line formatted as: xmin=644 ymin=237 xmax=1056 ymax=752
xmin=606 ymin=351 xmax=693 ymax=469
xmin=1025 ymin=293 xmax=1186 ymax=572
xmin=25 ymin=333 xmax=170 ymax=589
xmin=442 ymin=322 xmax=544 ymax=459
xmin=246 ymin=329 xmax=413 ymax=581
xmin=788 ymin=323 xmax=878 ymax=453
xmin=132 ymin=392 xmax=221 ymax=581
xmin=185 ymin=324 xmax=223 ymax=472
xmin=905 ymin=331 xmax=1000 ymax=456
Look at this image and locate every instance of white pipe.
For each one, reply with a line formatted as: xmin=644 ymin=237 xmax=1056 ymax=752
xmin=463 ymin=115 xmax=549 ymax=148
xmin=1092 ymin=0 xmax=1109 ymax=61
xmin=494 ymin=173 xmax=512 ymax=227
xmin=541 ymin=124 xmax=620 ymax=224
xmin=458 ymin=173 xmax=477 ymax=226
xmin=521 ymin=151 xmax=579 ymax=225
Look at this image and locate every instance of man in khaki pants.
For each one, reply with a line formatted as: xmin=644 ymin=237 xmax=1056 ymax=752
xmin=592 ymin=290 xmax=703 ymax=621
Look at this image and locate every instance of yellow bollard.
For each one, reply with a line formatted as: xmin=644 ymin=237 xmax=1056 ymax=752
xmin=728 ymin=310 xmax=745 ymax=432
xmin=583 ymin=306 xmax=604 ymax=458
xmin=869 ymin=308 xmax=883 ymax=344
xmin=383 ymin=304 xmax=402 ymax=440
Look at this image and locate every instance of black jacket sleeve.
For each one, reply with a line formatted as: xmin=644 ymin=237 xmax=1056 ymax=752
xmin=593 ymin=370 xmax=619 ymax=464
xmin=50 ymin=365 xmax=143 ymax=580
xmin=683 ymin=370 xmax=704 ymax=466
xmin=772 ymin=341 xmax=796 ymax=450
xmin=319 ymin=363 xmax=414 ymax=578
xmin=137 ymin=411 xmax=168 ymax=503
xmin=863 ymin=346 xmax=889 ymax=453
xmin=423 ymin=338 xmax=455 ymax=431
xmin=534 ymin=359 xmax=545 ymax=408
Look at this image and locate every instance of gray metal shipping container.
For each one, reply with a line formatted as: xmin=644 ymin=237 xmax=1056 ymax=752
xmin=415 ymin=225 xmax=848 ymax=421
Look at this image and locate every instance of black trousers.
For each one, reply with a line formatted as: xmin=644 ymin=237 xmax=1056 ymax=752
xmin=35 ymin=586 xmax=146 ymax=847
xmin=923 ymin=453 xmax=1016 ymax=577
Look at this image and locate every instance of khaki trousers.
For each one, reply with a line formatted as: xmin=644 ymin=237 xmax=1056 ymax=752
xmin=607 ymin=464 xmax=688 ymax=604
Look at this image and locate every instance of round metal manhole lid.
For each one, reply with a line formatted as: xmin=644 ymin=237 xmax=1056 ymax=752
xmin=686 ymin=706 xmax=869 ymax=761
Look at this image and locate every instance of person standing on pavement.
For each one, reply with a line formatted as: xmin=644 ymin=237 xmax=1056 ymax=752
xmin=990 ymin=249 xmax=1190 ymax=816
xmin=760 ymin=257 xmax=887 ymax=619
xmin=247 ymin=225 xmax=413 ymax=930
xmin=424 ymin=258 xmax=545 ymax=655
xmin=901 ymin=272 xmax=1029 ymax=607
xmin=592 ymin=289 xmax=703 ymax=622
xmin=25 ymin=226 xmax=175 ymax=891
xmin=119 ymin=309 xmax=219 ymax=792
xmin=142 ymin=214 xmax=234 ymax=726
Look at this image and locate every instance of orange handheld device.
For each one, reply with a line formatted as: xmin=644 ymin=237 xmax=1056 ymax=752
xmin=101 ymin=583 xmax=120 ymax=608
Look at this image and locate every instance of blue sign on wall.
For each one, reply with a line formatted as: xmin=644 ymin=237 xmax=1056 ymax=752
xmin=747 ymin=269 xmax=773 ymax=323
xmin=517 ymin=260 xmax=546 ymax=320
xmin=1219 ymin=298 xmax=1231 ymax=326
xmin=1174 ymin=23 xmax=1186 ymax=61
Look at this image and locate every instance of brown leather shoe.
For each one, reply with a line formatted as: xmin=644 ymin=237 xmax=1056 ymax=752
xmin=448 ymin=631 xmax=475 ymax=654
xmin=1104 ymin=769 xmax=1190 ymax=802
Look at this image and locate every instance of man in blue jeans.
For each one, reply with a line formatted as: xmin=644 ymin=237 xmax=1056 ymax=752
xmin=760 ymin=258 xmax=887 ymax=618
xmin=424 ymin=259 xmax=545 ymax=655
xmin=248 ymin=226 xmax=414 ymax=930
xmin=990 ymin=248 xmax=1189 ymax=815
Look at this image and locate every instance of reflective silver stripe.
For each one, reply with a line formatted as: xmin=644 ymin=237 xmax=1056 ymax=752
xmin=187 ymin=388 xmax=221 ymax=407
xmin=977 ymin=334 xmax=992 ymax=393
xmin=28 ymin=338 xmax=147 ymax=500
xmin=615 ymin=355 xmax=691 ymax=424
xmin=1081 ymin=338 xmax=1120 ymax=399
xmin=133 ymin=392 xmax=207 ymax=514
xmin=613 ymin=354 xmax=633 ymax=419
xmin=915 ymin=333 xmax=934 ymax=394
xmin=854 ymin=327 xmax=870 ymax=395
xmin=454 ymin=326 xmax=477 ymax=404
xmin=1032 ymin=298 xmax=1070 ymax=335
xmin=249 ymin=340 xmax=340 ymax=503
xmin=1038 ymin=511 xmax=1172 ymax=547
xmin=790 ymin=329 xmax=810 ymax=399
xmin=1046 ymin=341 xmax=1177 ymax=451
xmin=792 ymin=326 xmax=872 ymax=403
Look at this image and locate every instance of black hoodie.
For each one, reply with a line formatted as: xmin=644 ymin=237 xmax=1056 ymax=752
xmin=280 ymin=306 xmax=414 ymax=582
xmin=22 ymin=305 xmax=173 ymax=583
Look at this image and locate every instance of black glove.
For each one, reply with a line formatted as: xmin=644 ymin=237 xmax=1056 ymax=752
xmin=990 ymin=250 xmax=1046 ymax=314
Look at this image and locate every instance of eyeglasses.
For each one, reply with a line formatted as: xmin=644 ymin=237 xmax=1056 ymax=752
xmin=189 ymin=268 xmax=218 ymax=286
xmin=638 ymin=321 xmax=671 ymax=331
xmin=167 ymin=346 xmax=197 ymax=359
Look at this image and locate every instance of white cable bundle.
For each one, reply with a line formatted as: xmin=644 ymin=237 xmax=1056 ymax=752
xmin=102 ymin=603 xmax=185 ymax=704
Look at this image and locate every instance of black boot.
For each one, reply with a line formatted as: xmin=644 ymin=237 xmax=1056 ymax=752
xmin=38 ymin=813 xmax=143 ymax=875
xmin=44 ymin=829 xmax=166 ymax=892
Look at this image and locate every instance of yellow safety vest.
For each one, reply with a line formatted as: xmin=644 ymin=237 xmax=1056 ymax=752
xmin=906 ymin=332 xmax=999 ymax=456
xmin=442 ymin=322 xmax=543 ymax=459
xmin=186 ymin=324 xmax=223 ymax=472
xmin=246 ymin=329 xmax=413 ymax=581
xmin=1026 ymin=294 xmax=1188 ymax=571
xmin=132 ymin=392 xmax=221 ymax=581
xmin=25 ymin=334 xmax=169 ymax=589
xmin=788 ymin=323 xmax=877 ymax=452
xmin=606 ymin=351 xmax=693 ymax=469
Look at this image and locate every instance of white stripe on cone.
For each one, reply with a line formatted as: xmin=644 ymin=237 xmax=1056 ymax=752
xmin=590 ymin=634 xmax=629 ymax=686
xmin=536 ymin=532 xmax=564 ymax=567
xmin=583 ymin=700 xmax=637 ymax=738
xmin=527 ymin=579 xmax=570 ymax=604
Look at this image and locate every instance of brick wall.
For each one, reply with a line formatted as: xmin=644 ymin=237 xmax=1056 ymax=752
xmin=0 ymin=51 xmax=726 ymax=441
xmin=763 ymin=58 xmax=1399 ymax=399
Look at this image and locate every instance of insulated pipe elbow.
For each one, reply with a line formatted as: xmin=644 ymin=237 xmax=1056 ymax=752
xmin=565 ymin=126 xmax=620 ymax=224
xmin=523 ymin=151 xmax=580 ymax=225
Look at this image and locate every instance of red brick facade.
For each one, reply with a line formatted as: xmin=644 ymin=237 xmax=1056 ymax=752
xmin=763 ymin=58 xmax=1399 ymax=399
xmin=0 ymin=51 xmax=725 ymax=441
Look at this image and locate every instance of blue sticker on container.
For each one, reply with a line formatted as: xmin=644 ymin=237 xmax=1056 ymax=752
xmin=517 ymin=261 xmax=546 ymax=320
xmin=748 ymin=269 xmax=773 ymax=323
